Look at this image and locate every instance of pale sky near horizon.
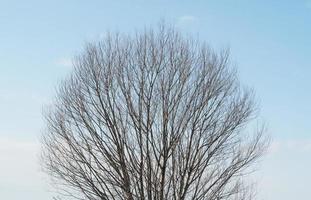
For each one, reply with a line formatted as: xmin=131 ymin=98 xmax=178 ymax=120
xmin=0 ymin=0 xmax=311 ymax=199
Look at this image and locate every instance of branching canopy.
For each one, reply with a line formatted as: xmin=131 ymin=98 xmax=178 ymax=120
xmin=42 ymin=25 xmax=268 ymax=200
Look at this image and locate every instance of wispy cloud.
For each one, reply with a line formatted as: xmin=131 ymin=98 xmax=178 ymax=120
xmin=0 ymin=89 xmax=49 ymax=105
xmin=177 ymin=15 xmax=198 ymax=26
xmin=269 ymin=138 xmax=311 ymax=154
xmin=0 ymin=136 xmax=41 ymax=185
xmin=57 ymin=57 xmax=73 ymax=68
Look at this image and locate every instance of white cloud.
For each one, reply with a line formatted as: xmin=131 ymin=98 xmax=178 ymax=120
xmin=0 ymin=137 xmax=39 ymax=183
xmin=177 ymin=15 xmax=198 ymax=26
xmin=0 ymin=136 xmax=51 ymax=199
xmin=268 ymin=138 xmax=311 ymax=154
xmin=0 ymin=90 xmax=49 ymax=105
xmin=57 ymin=57 xmax=73 ymax=68
xmin=257 ymin=137 xmax=311 ymax=200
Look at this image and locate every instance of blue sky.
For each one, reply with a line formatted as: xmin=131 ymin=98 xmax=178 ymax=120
xmin=0 ymin=0 xmax=310 ymax=199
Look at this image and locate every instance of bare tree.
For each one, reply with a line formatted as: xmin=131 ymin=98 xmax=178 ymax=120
xmin=41 ymin=25 xmax=268 ymax=200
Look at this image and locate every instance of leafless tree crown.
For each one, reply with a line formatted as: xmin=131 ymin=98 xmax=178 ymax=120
xmin=42 ymin=26 xmax=268 ymax=200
